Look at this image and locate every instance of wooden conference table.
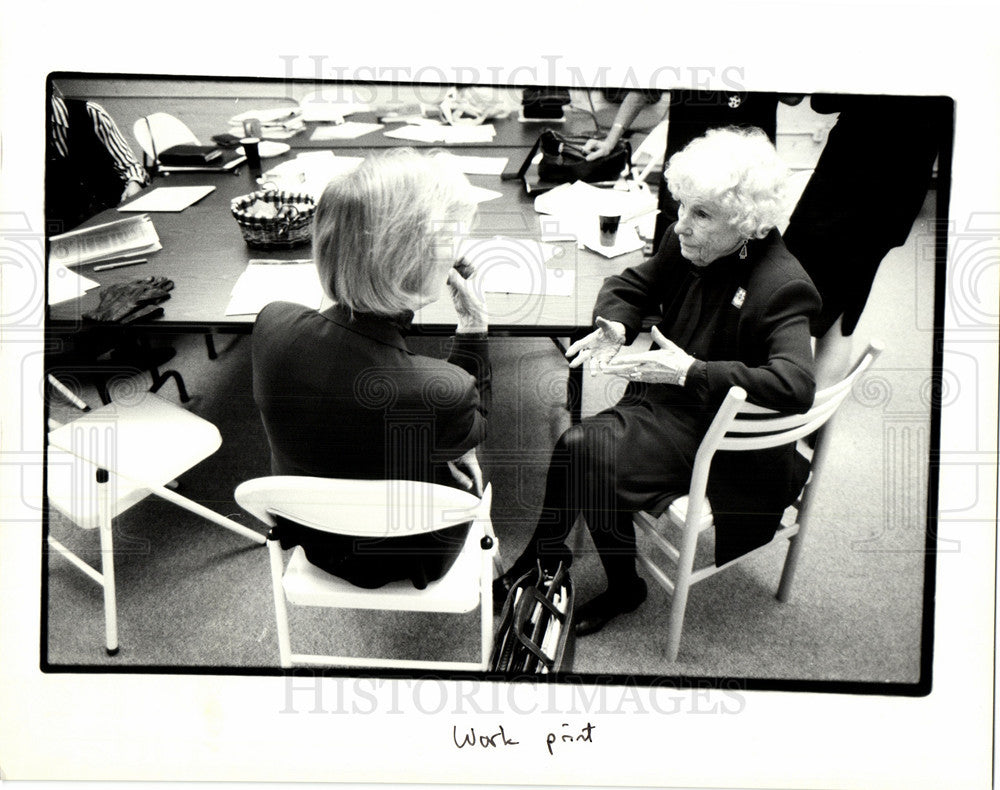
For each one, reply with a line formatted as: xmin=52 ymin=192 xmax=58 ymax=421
xmin=47 ymin=136 xmax=652 ymax=421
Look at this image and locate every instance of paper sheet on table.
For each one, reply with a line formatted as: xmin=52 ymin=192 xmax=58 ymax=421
xmin=48 ymin=263 xmax=100 ymax=305
xmin=440 ymin=124 xmax=496 ymax=144
xmin=49 ymin=214 xmax=162 ymax=267
xmin=540 ymin=212 xmax=647 ymax=258
xmin=383 ymin=123 xmax=496 ymax=144
xmin=458 ymin=236 xmax=574 ymax=296
xmin=309 ymin=122 xmax=384 ymax=141
xmin=382 ymin=124 xmax=446 ymax=143
xmin=260 ymin=152 xmax=364 ymax=197
xmin=439 ymin=153 xmax=509 ymax=175
xmin=225 ymin=260 xmax=323 ymax=316
xmin=580 ymin=225 xmax=646 ymax=258
xmin=533 ymin=180 xmax=657 ymax=221
xmin=118 ymin=185 xmax=215 ymax=213
xmin=464 ymin=185 xmax=503 ymax=204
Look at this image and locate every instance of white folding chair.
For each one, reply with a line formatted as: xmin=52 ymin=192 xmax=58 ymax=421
xmin=235 ymin=477 xmax=497 ymax=671
xmin=634 ymin=341 xmax=884 ymax=661
xmin=46 ymin=392 xmax=266 ymax=655
xmin=132 ymin=112 xmax=200 ymax=162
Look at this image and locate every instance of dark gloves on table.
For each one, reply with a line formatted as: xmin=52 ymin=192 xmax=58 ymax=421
xmin=83 ymin=276 xmax=174 ymax=323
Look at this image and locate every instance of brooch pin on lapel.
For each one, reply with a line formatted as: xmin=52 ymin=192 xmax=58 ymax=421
xmin=732 ymin=287 xmax=747 ymax=308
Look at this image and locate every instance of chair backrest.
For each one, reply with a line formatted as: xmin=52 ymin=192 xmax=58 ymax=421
xmin=234 ymin=476 xmax=489 ymax=538
xmin=686 ymin=341 xmax=884 ymax=515
xmin=132 ymin=112 xmax=200 ymax=159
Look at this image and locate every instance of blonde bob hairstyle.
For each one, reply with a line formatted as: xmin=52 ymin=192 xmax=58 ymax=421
xmin=665 ymin=126 xmax=790 ymax=239
xmin=313 ymin=148 xmax=477 ymax=316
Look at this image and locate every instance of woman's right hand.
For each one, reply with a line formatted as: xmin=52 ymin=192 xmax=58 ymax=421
xmin=565 ymin=316 xmax=626 ymax=375
xmin=448 ymin=263 xmax=489 ymax=334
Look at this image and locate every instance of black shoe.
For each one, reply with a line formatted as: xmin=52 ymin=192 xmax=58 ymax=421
xmin=573 ymin=579 xmax=648 ymax=637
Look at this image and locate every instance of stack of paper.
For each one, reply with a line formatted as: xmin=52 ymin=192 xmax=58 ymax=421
xmin=260 ymin=152 xmax=364 ymax=197
xmin=49 ymin=215 xmax=162 ymax=267
xmin=457 ymin=236 xmax=574 ymax=297
xmin=225 ymin=259 xmax=324 ymax=316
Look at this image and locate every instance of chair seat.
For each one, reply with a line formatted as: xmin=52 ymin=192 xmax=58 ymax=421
xmin=665 ymin=495 xmax=715 ymax=532
xmin=47 ymin=394 xmax=222 ymax=529
xmin=282 ymin=523 xmax=484 ymax=613
xmin=47 ymin=446 xmax=150 ymax=528
xmin=48 ymin=395 xmax=221 ymax=484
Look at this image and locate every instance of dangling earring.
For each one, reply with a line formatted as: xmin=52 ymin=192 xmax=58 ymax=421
xmin=738 ymin=240 xmax=748 ymax=260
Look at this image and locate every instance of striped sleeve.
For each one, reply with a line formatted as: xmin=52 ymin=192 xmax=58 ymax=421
xmin=85 ymin=101 xmax=150 ymax=186
xmin=50 ymin=95 xmax=69 ymax=158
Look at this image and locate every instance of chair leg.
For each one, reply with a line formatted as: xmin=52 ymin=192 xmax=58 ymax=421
xmin=149 ymin=368 xmax=190 ymax=403
xmin=95 ymin=469 xmax=119 ymax=656
xmin=95 ymin=377 xmax=113 ymax=406
xmin=204 ymin=333 xmax=218 ymax=360
xmin=480 ymin=530 xmax=494 ymax=670
xmin=777 ymin=524 xmax=808 ymax=602
xmin=150 ymin=484 xmax=266 ymax=545
xmin=268 ymin=538 xmax=293 ymax=668
xmin=665 ymin=522 xmax=700 ymax=662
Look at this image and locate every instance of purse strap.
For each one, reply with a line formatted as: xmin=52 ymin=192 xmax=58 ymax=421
xmin=501 ymin=131 xmax=545 ymax=192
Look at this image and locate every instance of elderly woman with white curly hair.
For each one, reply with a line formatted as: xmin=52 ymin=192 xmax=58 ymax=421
xmin=252 ymin=148 xmax=489 ymax=588
xmin=494 ymin=126 xmax=821 ymax=635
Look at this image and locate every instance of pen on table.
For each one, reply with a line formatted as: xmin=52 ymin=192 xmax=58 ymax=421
xmin=46 ymin=374 xmax=90 ymax=412
xmin=622 ymin=207 xmax=661 ymax=224
xmin=93 ymin=259 xmax=148 ymax=272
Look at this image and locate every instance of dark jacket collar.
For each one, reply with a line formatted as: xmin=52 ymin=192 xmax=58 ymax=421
xmin=319 ymin=303 xmax=414 ymax=352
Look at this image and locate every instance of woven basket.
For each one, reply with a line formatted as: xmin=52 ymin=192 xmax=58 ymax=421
xmin=230 ymin=189 xmax=316 ymax=250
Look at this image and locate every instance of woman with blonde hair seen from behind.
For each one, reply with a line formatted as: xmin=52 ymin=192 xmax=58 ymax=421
xmin=252 ymin=148 xmax=489 ymax=588
xmin=494 ymin=127 xmax=822 ymax=637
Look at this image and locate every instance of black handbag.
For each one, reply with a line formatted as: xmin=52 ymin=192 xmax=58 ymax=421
xmin=505 ymin=129 xmax=632 ymax=194
xmin=521 ymin=88 xmax=571 ymax=120
xmin=490 ymin=561 xmax=574 ymax=674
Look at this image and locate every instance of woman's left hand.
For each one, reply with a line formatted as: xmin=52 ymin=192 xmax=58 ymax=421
xmin=119 ymin=180 xmax=144 ymax=203
xmin=601 ymin=326 xmax=695 ymax=385
xmin=447 ymin=447 xmax=484 ymax=496
xmin=448 ymin=263 xmax=489 ymax=334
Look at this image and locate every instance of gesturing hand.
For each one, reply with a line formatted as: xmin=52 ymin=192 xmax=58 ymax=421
xmin=565 ymin=316 xmax=626 ymax=376
xmin=447 ymin=447 xmax=484 ymax=496
xmin=447 ymin=262 xmax=488 ymax=334
xmin=601 ymin=326 xmax=695 ymax=385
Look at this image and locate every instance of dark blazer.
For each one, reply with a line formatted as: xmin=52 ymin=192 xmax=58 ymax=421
xmin=253 ymin=302 xmax=490 ymax=480
xmin=593 ymin=227 xmax=821 ymax=563
xmin=251 ymin=301 xmax=491 ymax=587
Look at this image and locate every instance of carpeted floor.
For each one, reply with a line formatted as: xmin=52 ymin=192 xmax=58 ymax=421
xmin=43 ymin=195 xmax=937 ymax=685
